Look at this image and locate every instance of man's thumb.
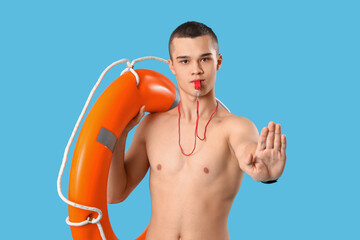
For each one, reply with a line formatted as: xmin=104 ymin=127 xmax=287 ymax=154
xmin=246 ymin=153 xmax=253 ymax=166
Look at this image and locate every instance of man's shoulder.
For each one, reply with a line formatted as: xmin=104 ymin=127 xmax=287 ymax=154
xmin=138 ymin=110 xmax=175 ymax=144
xmin=145 ymin=109 xmax=174 ymax=123
xmin=223 ymin=114 xmax=259 ymax=142
xmin=139 ymin=110 xmax=173 ymax=132
xmin=225 ymin=114 xmax=254 ymax=126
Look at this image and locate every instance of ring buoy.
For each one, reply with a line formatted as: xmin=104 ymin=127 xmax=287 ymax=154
xmin=67 ymin=68 xmax=179 ymax=239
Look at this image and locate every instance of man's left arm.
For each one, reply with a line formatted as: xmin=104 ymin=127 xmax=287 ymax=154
xmin=228 ymin=118 xmax=287 ymax=182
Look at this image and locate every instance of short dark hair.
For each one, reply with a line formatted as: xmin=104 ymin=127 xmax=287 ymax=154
xmin=169 ymin=21 xmax=219 ymax=59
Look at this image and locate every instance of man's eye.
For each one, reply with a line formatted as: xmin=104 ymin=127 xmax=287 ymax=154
xmin=201 ymin=58 xmax=209 ymax=62
xmin=180 ymin=60 xmax=189 ymax=64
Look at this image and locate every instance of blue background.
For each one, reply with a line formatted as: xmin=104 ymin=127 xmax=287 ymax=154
xmin=1 ymin=0 xmax=359 ymax=239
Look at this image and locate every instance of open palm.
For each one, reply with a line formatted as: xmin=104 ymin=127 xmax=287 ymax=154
xmin=245 ymin=121 xmax=287 ymax=182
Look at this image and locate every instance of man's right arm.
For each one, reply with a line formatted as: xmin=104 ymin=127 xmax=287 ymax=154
xmin=107 ymin=106 xmax=150 ymax=203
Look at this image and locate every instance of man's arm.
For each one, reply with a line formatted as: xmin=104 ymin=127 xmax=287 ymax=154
xmin=228 ymin=116 xmax=259 ymax=180
xmin=228 ymin=117 xmax=287 ymax=182
xmin=107 ymin=106 xmax=150 ymax=203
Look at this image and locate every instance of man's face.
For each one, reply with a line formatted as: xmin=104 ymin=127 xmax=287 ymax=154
xmin=168 ymin=35 xmax=222 ymax=96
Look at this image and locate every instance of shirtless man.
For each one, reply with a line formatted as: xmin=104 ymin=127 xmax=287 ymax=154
xmin=107 ymin=21 xmax=287 ymax=240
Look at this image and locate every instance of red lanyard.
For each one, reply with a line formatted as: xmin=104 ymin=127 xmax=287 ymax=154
xmin=178 ymin=100 xmax=219 ymax=156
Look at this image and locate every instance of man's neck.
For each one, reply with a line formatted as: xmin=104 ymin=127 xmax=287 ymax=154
xmin=178 ymin=89 xmax=217 ymax=122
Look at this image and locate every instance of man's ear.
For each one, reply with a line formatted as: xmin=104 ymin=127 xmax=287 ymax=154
xmin=168 ymin=58 xmax=176 ymax=75
xmin=216 ymin=54 xmax=223 ymax=71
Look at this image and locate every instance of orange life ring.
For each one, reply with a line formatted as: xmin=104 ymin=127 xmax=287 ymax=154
xmin=68 ymin=69 xmax=179 ymax=239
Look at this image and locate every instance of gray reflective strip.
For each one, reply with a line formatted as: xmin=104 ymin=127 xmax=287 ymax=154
xmin=169 ymin=87 xmax=180 ymax=110
xmin=96 ymin=127 xmax=117 ymax=152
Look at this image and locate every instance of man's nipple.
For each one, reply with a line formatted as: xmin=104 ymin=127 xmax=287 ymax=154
xmin=157 ymin=164 xmax=162 ymax=171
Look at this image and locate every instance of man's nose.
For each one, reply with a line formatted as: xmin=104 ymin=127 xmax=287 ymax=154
xmin=191 ymin=61 xmax=204 ymax=75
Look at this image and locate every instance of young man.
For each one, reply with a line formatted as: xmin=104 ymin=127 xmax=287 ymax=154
xmin=107 ymin=21 xmax=287 ymax=240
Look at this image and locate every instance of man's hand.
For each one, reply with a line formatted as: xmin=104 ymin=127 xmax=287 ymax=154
xmin=124 ymin=105 xmax=146 ymax=133
xmin=243 ymin=121 xmax=287 ymax=182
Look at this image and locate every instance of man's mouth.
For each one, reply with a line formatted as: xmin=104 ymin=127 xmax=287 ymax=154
xmin=190 ymin=79 xmax=204 ymax=83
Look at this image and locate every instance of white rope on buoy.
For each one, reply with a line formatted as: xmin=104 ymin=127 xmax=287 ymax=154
xmin=120 ymin=56 xmax=169 ymax=85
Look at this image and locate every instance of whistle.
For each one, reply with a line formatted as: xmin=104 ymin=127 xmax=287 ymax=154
xmin=194 ymin=80 xmax=201 ymax=90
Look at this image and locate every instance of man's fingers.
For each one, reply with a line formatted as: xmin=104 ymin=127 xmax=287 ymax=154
xmin=124 ymin=106 xmax=146 ymax=132
xmin=136 ymin=105 xmax=146 ymax=121
xmin=127 ymin=106 xmax=145 ymax=129
xmin=266 ymin=121 xmax=275 ymax=149
xmin=280 ymin=134 xmax=287 ymax=156
xmin=139 ymin=105 xmax=145 ymax=117
xmin=274 ymin=123 xmax=281 ymax=151
xmin=257 ymin=127 xmax=268 ymax=151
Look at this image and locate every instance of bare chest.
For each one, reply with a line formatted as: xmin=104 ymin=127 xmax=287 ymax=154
xmin=145 ymin=114 xmax=238 ymax=181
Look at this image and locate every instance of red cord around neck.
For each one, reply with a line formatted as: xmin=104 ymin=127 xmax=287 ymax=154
xmin=178 ymin=99 xmax=219 ymax=156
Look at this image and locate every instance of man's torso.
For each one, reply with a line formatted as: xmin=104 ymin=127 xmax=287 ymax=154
xmin=143 ymin=106 xmax=245 ymax=240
